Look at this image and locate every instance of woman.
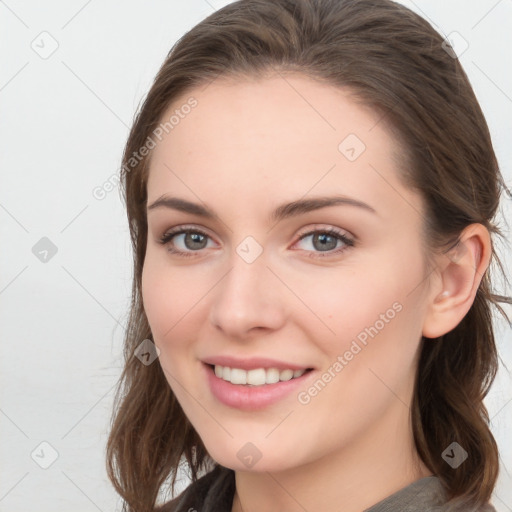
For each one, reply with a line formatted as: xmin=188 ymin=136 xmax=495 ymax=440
xmin=106 ymin=0 xmax=510 ymax=510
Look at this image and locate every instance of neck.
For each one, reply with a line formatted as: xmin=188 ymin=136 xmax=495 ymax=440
xmin=231 ymin=403 xmax=432 ymax=512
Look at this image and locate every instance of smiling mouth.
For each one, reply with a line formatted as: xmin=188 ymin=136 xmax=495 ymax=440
xmin=208 ymin=364 xmax=314 ymax=386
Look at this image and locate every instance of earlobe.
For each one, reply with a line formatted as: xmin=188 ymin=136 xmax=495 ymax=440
xmin=422 ymin=224 xmax=491 ymax=339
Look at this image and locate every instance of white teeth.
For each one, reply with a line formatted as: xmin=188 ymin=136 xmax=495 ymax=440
xmin=230 ymin=368 xmax=247 ymax=385
xmin=266 ymin=368 xmax=280 ymax=384
xmin=247 ymin=368 xmax=266 ymax=386
xmin=212 ymin=365 xmax=308 ymax=386
xmin=279 ymin=369 xmax=293 ymax=381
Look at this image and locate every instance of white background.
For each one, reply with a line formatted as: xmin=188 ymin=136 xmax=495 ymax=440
xmin=1 ymin=1 xmax=511 ymax=510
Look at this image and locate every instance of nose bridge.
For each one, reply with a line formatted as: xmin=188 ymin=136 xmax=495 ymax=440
xmin=208 ymin=242 xmax=285 ymax=337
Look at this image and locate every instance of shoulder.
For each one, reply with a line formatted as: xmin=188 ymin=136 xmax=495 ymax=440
xmin=156 ymin=470 xmax=497 ymax=512
xmin=365 ymin=476 xmax=498 ymax=512
xmin=155 ymin=464 xmax=235 ymax=512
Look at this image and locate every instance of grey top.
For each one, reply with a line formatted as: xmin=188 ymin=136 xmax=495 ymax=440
xmin=155 ymin=465 xmax=497 ymax=512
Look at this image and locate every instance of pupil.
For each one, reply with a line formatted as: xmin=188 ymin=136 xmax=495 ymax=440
xmin=314 ymin=233 xmax=337 ymax=251
xmin=186 ymin=233 xmax=207 ymax=250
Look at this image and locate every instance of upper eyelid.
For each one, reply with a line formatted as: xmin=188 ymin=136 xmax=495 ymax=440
xmin=297 ymin=225 xmax=353 ymax=239
xmin=161 ymin=224 xmax=216 ymax=240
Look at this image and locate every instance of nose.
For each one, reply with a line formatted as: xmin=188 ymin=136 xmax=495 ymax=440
xmin=208 ymin=250 xmax=287 ymax=340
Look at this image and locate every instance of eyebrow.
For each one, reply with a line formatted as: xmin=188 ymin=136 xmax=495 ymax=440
xmin=147 ymin=194 xmax=377 ymax=223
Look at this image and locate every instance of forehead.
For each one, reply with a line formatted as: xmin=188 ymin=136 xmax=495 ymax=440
xmin=146 ymin=74 xmax=420 ymax=224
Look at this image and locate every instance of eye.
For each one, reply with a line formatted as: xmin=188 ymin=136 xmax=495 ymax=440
xmin=293 ymin=227 xmax=354 ymax=257
xmin=158 ymin=226 xmax=216 ymax=257
xmin=158 ymin=225 xmax=355 ymax=259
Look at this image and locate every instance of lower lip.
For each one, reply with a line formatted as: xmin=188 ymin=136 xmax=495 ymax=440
xmin=204 ymin=363 xmax=313 ymax=411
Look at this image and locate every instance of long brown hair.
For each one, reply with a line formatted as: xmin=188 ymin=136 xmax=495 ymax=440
xmin=106 ymin=1 xmax=511 ymax=510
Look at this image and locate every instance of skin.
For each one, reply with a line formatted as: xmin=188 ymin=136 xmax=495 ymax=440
xmin=141 ymin=74 xmax=490 ymax=512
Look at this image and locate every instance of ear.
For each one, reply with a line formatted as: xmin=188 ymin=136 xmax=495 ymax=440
xmin=422 ymin=223 xmax=492 ymax=339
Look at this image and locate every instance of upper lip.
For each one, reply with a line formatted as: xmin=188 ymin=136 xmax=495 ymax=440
xmin=202 ymin=355 xmax=312 ymax=371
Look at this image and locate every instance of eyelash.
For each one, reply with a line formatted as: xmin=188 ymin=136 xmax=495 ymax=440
xmin=158 ymin=226 xmax=355 ymax=259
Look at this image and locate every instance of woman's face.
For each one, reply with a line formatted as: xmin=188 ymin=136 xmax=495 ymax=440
xmin=142 ymin=75 xmax=436 ymax=472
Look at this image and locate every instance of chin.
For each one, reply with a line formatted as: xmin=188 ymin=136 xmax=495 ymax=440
xmin=202 ymin=438 xmax=305 ymax=474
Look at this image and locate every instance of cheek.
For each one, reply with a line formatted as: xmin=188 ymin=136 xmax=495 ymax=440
xmin=141 ymin=256 xmax=184 ymax=344
xmin=141 ymin=255 xmax=214 ymax=352
xmin=141 ymin=259 xmax=205 ymax=403
xmin=297 ymin=254 xmax=426 ymax=357
xmin=296 ymin=270 xmax=398 ymax=341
